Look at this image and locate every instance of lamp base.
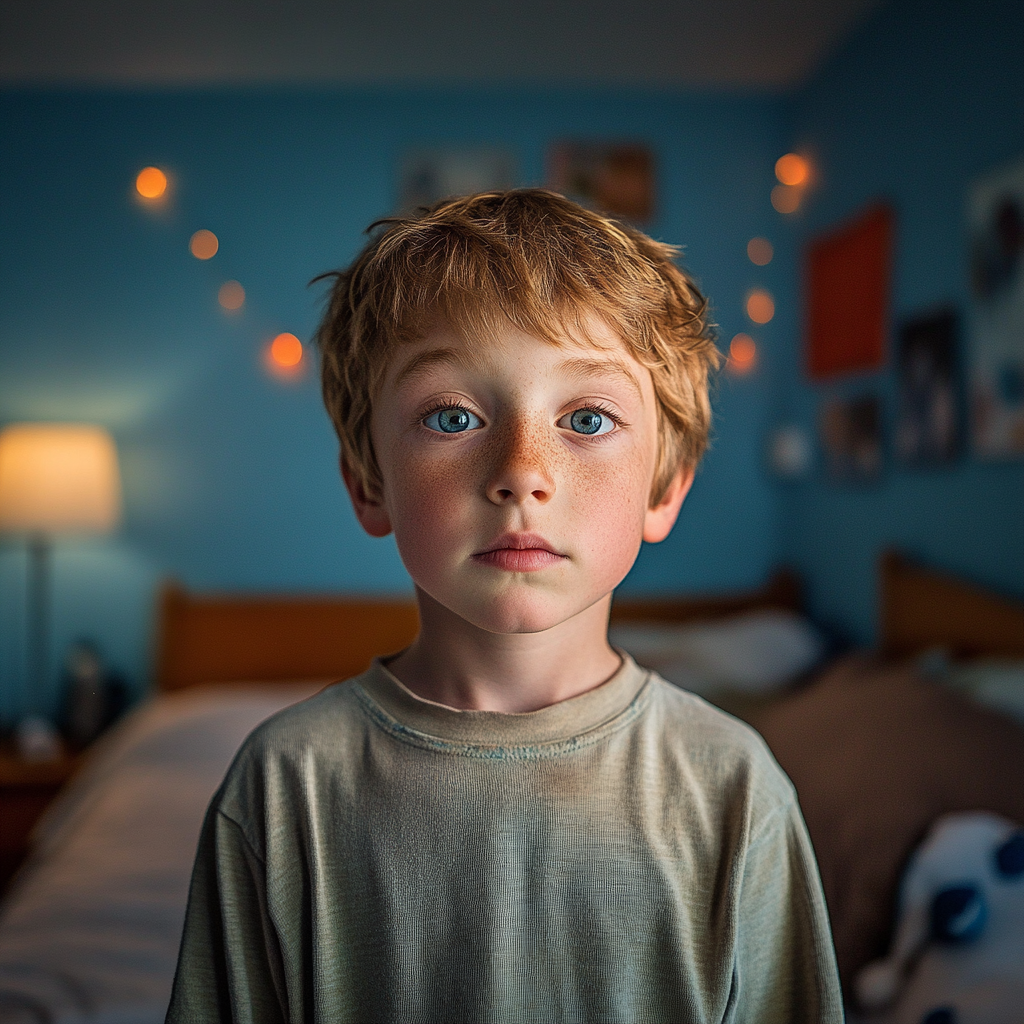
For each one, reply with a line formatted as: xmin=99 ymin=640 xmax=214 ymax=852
xmin=25 ymin=535 xmax=50 ymax=721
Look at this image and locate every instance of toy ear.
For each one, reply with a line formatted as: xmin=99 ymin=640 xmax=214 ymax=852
xmin=995 ymin=831 xmax=1024 ymax=878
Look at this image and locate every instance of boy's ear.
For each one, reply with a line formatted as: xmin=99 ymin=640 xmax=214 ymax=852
xmin=341 ymin=457 xmax=393 ymax=538
xmin=642 ymin=466 xmax=694 ymax=544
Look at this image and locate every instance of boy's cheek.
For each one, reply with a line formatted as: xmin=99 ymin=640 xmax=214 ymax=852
xmin=386 ymin=453 xmax=472 ymax=522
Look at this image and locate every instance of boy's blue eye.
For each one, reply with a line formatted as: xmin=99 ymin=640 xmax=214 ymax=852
xmin=423 ymin=407 xmax=482 ymax=433
xmin=567 ymin=408 xmax=615 ymax=436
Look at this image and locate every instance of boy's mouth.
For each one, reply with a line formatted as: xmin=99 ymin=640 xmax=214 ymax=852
xmin=472 ymin=533 xmax=567 ymax=572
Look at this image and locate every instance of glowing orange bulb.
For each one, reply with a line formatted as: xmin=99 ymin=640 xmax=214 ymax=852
xmin=190 ymin=229 xmax=219 ymax=260
xmin=747 ymin=237 xmax=773 ymax=266
xmin=218 ymin=280 xmax=245 ymax=311
xmin=135 ymin=166 xmax=167 ymax=199
xmin=271 ymin=333 xmax=303 ymax=368
xmin=771 ymin=184 xmax=801 ymax=214
xmin=775 ymin=153 xmax=809 ymax=186
xmin=729 ymin=333 xmax=757 ymax=372
xmin=746 ymin=289 xmax=775 ymax=324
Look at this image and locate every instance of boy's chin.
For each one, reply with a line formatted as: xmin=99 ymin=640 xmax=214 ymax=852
xmin=472 ymin=606 xmax=573 ymax=636
xmin=424 ymin=585 xmax=612 ymax=636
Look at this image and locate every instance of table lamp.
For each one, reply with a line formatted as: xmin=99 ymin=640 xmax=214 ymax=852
xmin=0 ymin=424 xmax=122 ymax=724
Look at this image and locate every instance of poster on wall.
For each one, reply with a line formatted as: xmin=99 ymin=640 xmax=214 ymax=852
xmin=546 ymin=142 xmax=656 ymax=223
xmin=819 ymin=393 xmax=883 ymax=482
xmin=398 ymin=148 xmax=516 ymax=213
xmin=805 ymin=203 xmax=894 ymax=380
xmin=967 ymin=156 xmax=1024 ymax=460
xmin=894 ymin=307 xmax=960 ymax=466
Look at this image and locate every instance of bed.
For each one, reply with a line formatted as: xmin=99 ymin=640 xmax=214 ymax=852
xmin=750 ymin=554 xmax=1024 ymax=1017
xmin=0 ymin=553 xmax=1020 ymax=1023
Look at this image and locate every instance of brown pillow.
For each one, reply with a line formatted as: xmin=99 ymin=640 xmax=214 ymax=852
xmin=751 ymin=656 xmax=1024 ymax=992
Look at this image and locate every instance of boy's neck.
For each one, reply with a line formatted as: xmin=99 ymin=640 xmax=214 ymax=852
xmin=385 ymin=588 xmax=622 ymax=713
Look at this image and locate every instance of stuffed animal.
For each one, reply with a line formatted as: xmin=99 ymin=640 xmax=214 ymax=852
xmin=855 ymin=812 xmax=1024 ymax=1024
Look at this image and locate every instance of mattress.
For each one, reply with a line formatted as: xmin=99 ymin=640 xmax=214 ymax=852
xmin=0 ymin=682 xmax=324 ymax=1024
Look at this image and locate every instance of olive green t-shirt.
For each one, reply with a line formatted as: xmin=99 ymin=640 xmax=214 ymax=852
xmin=166 ymin=655 xmax=842 ymax=1023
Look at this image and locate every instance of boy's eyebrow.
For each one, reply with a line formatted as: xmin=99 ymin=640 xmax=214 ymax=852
xmin=393 ymin=348 xmax=645 ymax=404
xmin=556 ymin=357 xmax=645 ymax=403
xmin=393 ymin=347 xmax=473 ymax=388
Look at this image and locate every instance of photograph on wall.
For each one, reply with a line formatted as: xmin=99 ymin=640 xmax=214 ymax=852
xmin=967 ymin=156 xmax=1024 ymax=460
xmin=546 ymin=142 xmax=655 ymax=223
xmin=819 ymin=393 xmax=883 ymax=482
xmin=894 ymin=307 xmax=960 ymax=466
xmin=398 ymin=147 xmax=516 ymax=213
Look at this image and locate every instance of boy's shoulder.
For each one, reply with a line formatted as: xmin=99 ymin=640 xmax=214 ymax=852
xmin=648 ymin=673 xmax=777 ymax=757
xmin=210 ymin=677 xmax=367 ymax=825
xmin=227 ymin=675 xmax=368 ymax=775
xmin=642 ymin=672 xmax=798 ymax=820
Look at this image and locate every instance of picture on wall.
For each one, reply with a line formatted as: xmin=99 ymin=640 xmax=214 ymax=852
xmin=398 ymin=148 xmax=516 ymax=213
xmin=967 ymin=156 xmax=1024 ymax=460
xmin=805 ymin=203 xmax=894 ymax=379
xmin=894 ymin=307 xmax=960 ymax=466
xmin=546 ymin=142 xmax=656 ymax=223
xmin=819 ymin=394 xmax=883 ymax=482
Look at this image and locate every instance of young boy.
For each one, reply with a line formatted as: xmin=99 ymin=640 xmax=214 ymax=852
xmin=167 ymin=190 xmax=842 ymax=1022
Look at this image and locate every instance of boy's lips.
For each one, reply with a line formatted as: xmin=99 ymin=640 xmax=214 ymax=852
xmin=472 ymin=533 xmax=567 ymax=572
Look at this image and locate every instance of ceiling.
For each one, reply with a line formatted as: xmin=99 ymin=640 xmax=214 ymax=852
xmin=0 ymin=0 xmax=884 ymax=91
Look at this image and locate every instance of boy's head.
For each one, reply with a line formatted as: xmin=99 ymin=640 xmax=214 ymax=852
xmin=317 ymin=189 xmax=719 ymax=510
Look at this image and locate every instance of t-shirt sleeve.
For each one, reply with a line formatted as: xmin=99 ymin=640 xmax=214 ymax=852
xmin=725 ymin=797 xmax=845 ymax=1023
xmin=165 ymin=800 xmax=288 ymax=1023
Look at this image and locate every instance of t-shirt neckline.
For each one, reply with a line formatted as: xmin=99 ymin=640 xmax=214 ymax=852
xmin=354 ymin=652 xmax=651 ymax=749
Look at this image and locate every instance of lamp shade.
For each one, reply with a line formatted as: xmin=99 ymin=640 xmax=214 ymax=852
xmin=0 ymin=424 xmax=122 ymax=534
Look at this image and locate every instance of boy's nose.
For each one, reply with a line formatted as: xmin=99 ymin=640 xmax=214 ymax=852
xmin=485 ymin=422 xmax=556 ymax=506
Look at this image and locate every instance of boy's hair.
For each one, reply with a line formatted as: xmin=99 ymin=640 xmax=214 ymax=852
xmin=315 ymin=189 xmax=719 ymax=505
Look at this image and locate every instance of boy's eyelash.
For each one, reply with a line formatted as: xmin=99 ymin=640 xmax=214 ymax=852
xmin=572 ymin=402 xmax=626 ymax=428
xmin=419 ymin=399 xmax=475 ymax=421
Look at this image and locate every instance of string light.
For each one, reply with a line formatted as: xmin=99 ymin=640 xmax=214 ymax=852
xmin=729 ymin=334 xmax=757 ymax=373
xmin=218 ymin=281 xmax=245 ymax=311
xmin=270 ymin=333 xmax=303 ymax=369
xmin=190 ymin=230 xmax=219 ymax=260
xmin=775 ymin=154 xmax=809 ymax=186
xmin=747 ymin=237 xmax=773 ymax=266
xmin=135 ymin=167 xmax=167 ymax=199
xmin=771 ymin=185 xmax=801 ymax=214
xmin=746 ymin=289 xmax=775 ymax=324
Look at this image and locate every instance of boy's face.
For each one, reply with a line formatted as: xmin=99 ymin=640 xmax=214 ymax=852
xmin=345 ymin=319 xmax=691 ymax=635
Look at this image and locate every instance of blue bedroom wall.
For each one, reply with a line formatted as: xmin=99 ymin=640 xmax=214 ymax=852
xmin=775 ymin=0 xmax=1024 ymax=645
xmin=0 ymin=89 xmax=789 ymax=722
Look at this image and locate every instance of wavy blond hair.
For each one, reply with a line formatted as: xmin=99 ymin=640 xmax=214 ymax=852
xmin=315 ymin=189 xmax=719 ymax=504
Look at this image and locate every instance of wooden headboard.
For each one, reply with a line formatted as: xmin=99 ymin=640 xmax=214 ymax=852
xmin=155 ymin=569 xmax=802 ymax=691
xmin=880 ymin=550 xmax=1024 ymax=659
xmin=156 ymin=583 xmax=421 ymax=691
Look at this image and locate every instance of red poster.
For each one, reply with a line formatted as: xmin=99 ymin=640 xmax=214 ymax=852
xmin=805 ymin=203 xmax=894 ymax=379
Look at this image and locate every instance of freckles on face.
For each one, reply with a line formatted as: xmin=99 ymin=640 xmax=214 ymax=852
xmin=371 ymin=323 xmax=662 ymax=632
xmin=567 ymin=434 xmax=651 ymax=581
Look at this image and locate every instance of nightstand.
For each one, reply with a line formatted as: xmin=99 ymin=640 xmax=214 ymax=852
xmin=0 ymin=744 xmax=79 ymax=894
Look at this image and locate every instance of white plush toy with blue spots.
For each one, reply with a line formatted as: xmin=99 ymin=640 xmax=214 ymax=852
xmin=855 ymin=812 xmax=1024 ymax=1024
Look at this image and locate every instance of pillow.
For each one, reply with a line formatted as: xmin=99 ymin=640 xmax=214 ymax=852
xmin=609 ymin=609 xmax=826 ymax=695
xmin=750 ymin=657 xmax=1024 ymax=994
xmin=939 ymin=658 xmax=1024 ymax=724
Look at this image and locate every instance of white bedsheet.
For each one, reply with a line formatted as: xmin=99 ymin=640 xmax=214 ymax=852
xmin=0 ymin=682 xmax=324 ymax=1024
